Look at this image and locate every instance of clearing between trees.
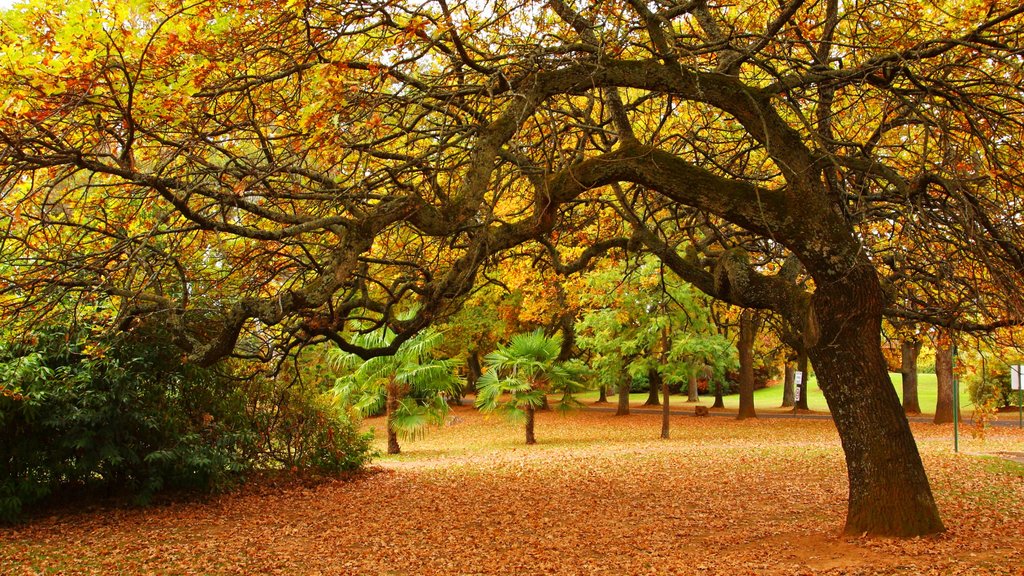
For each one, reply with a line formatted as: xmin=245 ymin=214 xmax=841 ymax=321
xmin=2 ymin=407 xmax=1022 ymax=575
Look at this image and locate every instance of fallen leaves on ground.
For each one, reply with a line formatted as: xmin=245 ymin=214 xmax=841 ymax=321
xmin=2 ymin=407 xmax=1023 ymax=575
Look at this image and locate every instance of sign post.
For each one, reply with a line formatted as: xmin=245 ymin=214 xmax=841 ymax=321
xmin=793 ymin=371 xmax=803 ymax=408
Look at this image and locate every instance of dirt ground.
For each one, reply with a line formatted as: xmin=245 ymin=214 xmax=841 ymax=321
xmin=2 ymin=406 xmax=1023 ymax=575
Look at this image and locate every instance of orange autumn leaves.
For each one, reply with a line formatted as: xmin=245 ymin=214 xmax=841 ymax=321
xmin=3 ymin=408 xmax=1023 ymax=575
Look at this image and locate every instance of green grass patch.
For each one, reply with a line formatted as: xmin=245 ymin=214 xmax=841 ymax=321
xmin=980 ymin=456 xmax=1024 ymax=477
xmin=582 ymin=372 xmax=978 ymax=416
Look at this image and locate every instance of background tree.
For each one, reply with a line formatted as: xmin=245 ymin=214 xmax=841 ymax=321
xmin=330 ymin=325 xmax=461 ymax=455
xmin=475 ymin=329 xmax=587 ymax=445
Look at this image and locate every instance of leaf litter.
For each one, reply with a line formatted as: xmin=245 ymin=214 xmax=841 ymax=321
xmin=2 ymin=406 xmax=1023 ymax=575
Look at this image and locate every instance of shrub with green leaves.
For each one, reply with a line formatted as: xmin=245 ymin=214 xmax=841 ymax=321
xmin=0 ymin=321 xmax=375 ymax=522
xmin=242 ymin=372 xmax=375 ymax=471
xmin=0 ymin=324 xmax=253 ymax=521
xmin=966 ymin=362 xmax=1017 ymax=410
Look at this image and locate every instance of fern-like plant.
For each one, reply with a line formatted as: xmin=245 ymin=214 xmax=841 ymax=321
xmin=475 ymin=329 xmax=589 ymax=445
xmin=330 ymin=327 xmax=461 ymax=455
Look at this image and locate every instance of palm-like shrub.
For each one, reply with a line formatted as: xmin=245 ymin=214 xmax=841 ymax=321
xmin=475 ymin=329 xmax=589 ymax=445
xmin=330 ymin=327 xmax=461 ymax=455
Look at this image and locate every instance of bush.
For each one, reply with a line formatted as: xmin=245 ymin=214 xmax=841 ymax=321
xmin=723 ymin=366 xmax=771 ymax=392
xmin=0 ymin=322 xmax=375 ymax=522
xmin=966 ymin=363 xmax=1017 ymax=410
xmin=629 ymin=372 xmax=650 ymax=393
xmin=0 ymin=324 xmax=253 ymax=521
xmin=241 ymin=373 xmax=374 ymax=473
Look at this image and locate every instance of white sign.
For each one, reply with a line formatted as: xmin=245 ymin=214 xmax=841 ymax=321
xmin=1012 ymin=365 xmax=1022 ymax=391
xmin=793 ymin=371 xmax=804 ymax=402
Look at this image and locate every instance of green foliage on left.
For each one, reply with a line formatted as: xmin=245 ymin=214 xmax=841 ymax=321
xmin=0 ymin=323 xmax=247 ymax=520
xmin=0 ymin=321 xmax=373 ymax=522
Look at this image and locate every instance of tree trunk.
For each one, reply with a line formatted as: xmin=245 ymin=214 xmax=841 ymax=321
xmin=687 ymin=372 xmax=699 ymax=403
xmin=661 ymin=373 xmax=670 ymax=439
xmin=596 ymin=384 xmax=608 ymax=403
xmin=386 ymin=383 xmax=401 ymax=455
xmin=616 ymin=377 xmax=630 ymax=416
xmin=644 ymin=368 xmax=661 ymax=406
xmin=465 ymin=350 xmax=482 ymax=400
xmin=737 ymin=310 xmax=759 ymax=420
xmin=712 ymin=379 xmax=725 ymax=409
xmin=538 ymin=394 xmax=551 ymax=411
xmin=901 ymin=339 xmax=922 ymax=415
xmin=525 ymin=403 xmax=536 ymax=445
xmin=933 ymin=337 xmax=954 ymax=424
xmin=808 ymin=265 xmax=943 ymax=536
xmin=781 ymin=362 xmax=795 ymax=407
xmin=795 ymin=348 xmax=810 ymax=411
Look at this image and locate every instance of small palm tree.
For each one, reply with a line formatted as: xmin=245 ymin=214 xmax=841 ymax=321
xmin=330 ymin=327 xmax=461 ymax=455
xmin=475 ymin=329 xmax=588 ymax=445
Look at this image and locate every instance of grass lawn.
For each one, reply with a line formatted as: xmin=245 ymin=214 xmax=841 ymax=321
xmin=581 ymin=372 xmax=983 ymax=417
xmin=2 ymin=408 xmax=1023 ymax=575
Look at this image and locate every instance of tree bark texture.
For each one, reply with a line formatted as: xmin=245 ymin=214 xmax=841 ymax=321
xmin=465 ymin=350 xmax=482 ymax=399
xmin=596 ymin=384 xmax=608 ymax=404
xmin=737 ymin=309 xmax=760 ymax=420
xmin=661 ymin=374 xmax=670 ymax=439
xmin=781 ymin=363 xmax=795 ymax=408
xmin=807 ymin=266 xmax=943 ymax=536
xmin=687 ymin=373 xmax=699 ymax=403
xmin=712 ymin=381 xmax=725 ymax=409
xmin=901 ymin=339 xmax=922 ymax=415
xmin=525 ymin=404 xmax=536 ymax=445
xmin=386 ymin=383 xmax=401 ymax=455
xmin=933 ymin=339 xmax=954 ymax=424
xmin=616 ymin=378 xmax=630 ymax=416
xmin=644 ymin=368 xmax=661 ymax=406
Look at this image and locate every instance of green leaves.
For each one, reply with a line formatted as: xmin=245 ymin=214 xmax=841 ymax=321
xmin=575 ymin=255 xmax=736 ymax=393
xmin=475 ymin=329 xmax=591 ymax=426
xmin=329 ymin=325 xmax=462 ymax=443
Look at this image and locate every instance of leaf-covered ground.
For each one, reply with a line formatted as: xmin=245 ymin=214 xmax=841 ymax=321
xmin=3 ymin=405 xmax=1023 ymax=575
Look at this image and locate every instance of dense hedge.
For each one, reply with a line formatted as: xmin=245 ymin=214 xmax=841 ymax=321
xmin=0 ymin=323 xmax=373 ymax=522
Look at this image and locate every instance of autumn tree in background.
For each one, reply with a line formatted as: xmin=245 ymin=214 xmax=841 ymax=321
xmin=3 ymin=0 xmax=1024 ymax=536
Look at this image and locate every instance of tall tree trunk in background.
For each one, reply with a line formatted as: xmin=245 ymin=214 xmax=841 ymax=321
xmin=644 ymin=368 xmax=661 ymax=406
xmin=614 ymin=375 xmax=630 ymax=414
xmin=934 ymin=337 xmax=954 ymax=424
xmin=596 ymin=384 xmax=608 ymax=403
xmin=386 ymin=382 xmax=401 ymax=455
xmin=687 ymin=373 xmax=699 ymax=403
xmin=808 ymin=265 xmax=943 ymax=536
xmin=524 ymin=404 xmax=536 ymax=445
xmin=661 ymin=373 xmax=670 ymax=439
xmin=901 ymin=339 xmax=923 ymax=415
xmin=712 ymin=379 xmax=725 ymax=409
xmin=781 ymin=362 xmax=795 ymax=407
xmin=795 ymin=348 xmax=810 ymax=411
xmin=737 ymin=310 xmax=760 ymax=420
xmin=616 ymin=376 xmax=631 ymax=416
xmin=465 ymin=350 xmax=482 ymax=401
xmin=538 ymin=393 xmax=551 ymax=411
